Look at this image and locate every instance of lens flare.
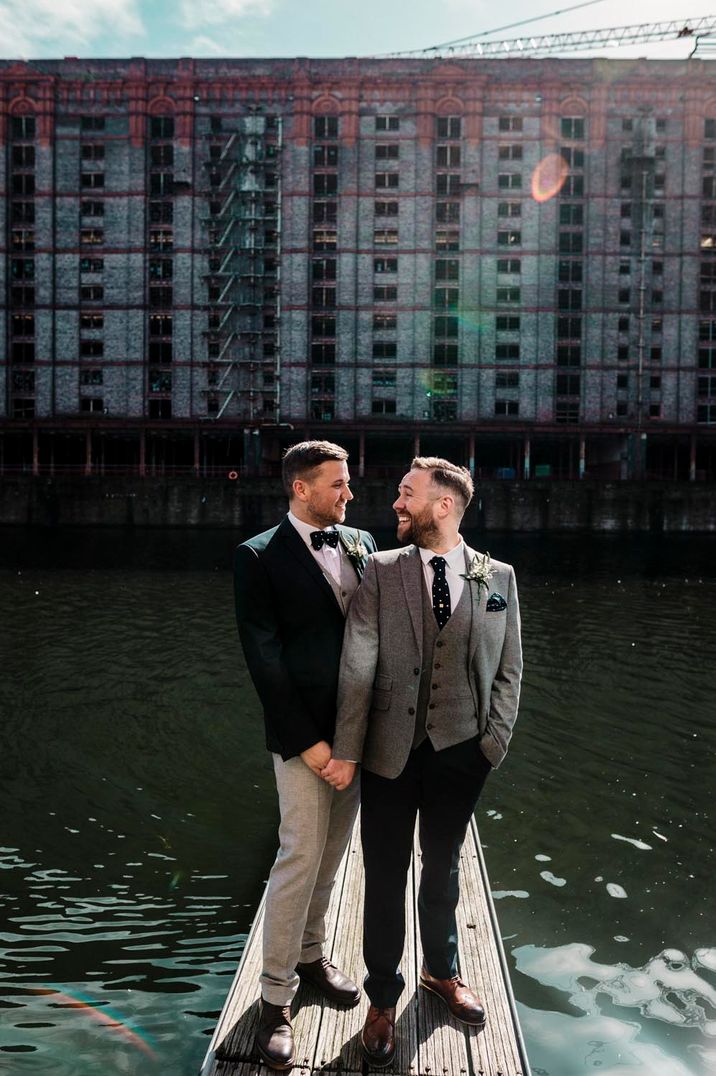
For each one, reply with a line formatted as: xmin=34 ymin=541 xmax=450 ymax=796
xmin=31 ymin=985 xmax=157 ymax=1059
xmin=531 ymin=153 xmax=569 ymax=204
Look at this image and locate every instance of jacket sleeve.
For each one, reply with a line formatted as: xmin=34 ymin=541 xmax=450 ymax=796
xmin=233 ymin=543 xmax=322 ymax=758
xmin=332 ymin=554 xmax=380 ymax=762
xmin=482 ymin=565 xmax=522 ymax=767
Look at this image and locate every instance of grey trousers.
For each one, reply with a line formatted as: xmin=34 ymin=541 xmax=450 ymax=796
xmin=260 ymin=753 xmax=360 ymax=1006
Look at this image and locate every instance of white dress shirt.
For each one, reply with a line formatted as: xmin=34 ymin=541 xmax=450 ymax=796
xmin=288 ymin=511 xmax=342 ymax=584
xmin=418 ymin=540 xmax=466 ymax=612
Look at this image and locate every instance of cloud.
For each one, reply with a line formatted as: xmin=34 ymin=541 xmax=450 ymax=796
xmin=0 ymin=0 xmax=144 ymax=57
xmin=179 ymin=0 xmax=272 ymax=31
xmin=188 ymin=34 xmax=234 ymax=56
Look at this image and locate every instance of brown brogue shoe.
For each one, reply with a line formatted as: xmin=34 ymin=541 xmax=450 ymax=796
xmin=255 ymin=1000 xmax=295 ymax=1071
xmin=360 ymin=1004 xmax=396 ymax=1067
xmin=296 ymin=956 xmax=361 ymax=1007
xmin=419 ymin=968 xmax=486 ymax=1027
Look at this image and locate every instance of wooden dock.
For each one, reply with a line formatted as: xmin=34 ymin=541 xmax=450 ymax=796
xmin=200 ymin=817 xmax=530 ymax=1076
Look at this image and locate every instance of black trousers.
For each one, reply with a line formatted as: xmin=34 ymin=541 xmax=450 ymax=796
xmin=360 ymin=736 xmax=491 ymax=1007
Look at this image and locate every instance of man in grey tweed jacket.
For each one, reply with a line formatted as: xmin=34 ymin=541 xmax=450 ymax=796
xmin=323 ymin=457 xmax=522 ymax=1067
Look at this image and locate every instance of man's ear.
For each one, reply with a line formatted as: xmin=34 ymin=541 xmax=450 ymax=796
xmin=292 ymin=478 xmax=308 ymax=503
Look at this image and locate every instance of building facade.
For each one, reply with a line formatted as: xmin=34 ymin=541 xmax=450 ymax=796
xmin=1 ymin=55 xmax=716 ymax=479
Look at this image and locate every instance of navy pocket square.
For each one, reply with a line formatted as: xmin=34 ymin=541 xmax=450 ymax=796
xmin=486 ymin=593 xmax=507 ymax=612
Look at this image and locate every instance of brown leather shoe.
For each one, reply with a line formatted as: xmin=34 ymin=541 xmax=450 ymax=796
xmin=255 ymin=1000 xmax=295 ymax=1071
xmin=360 ymin=1004 xmax=396 ymax=1067
xmin=296 ymin=956 xmax=361 ymax=1007
xmin=419 ymin=968 xmax=486 ymax=1027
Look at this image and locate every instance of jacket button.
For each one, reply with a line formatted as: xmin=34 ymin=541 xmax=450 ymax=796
xmin=432 ymin=683 xmax=438 ymax=690
xmin=436 ymin=640 xmax=444 ymax=648
xmin=413 ymin=667 xmax=420 ymax=675
xmin=434 ymin=662 xmax=441 ymax=669
xmin=408 ymin=707 xmax=415 ymax=715
xmin=426 ymin=723 xmax=434 ymax=730
xmin=428 ymin=702 xmax=436 ymax=710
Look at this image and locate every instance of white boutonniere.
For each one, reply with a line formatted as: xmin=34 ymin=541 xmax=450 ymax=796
xmin=461 ymin=552 xmax=495 ymax=590
xmin=340 ymin=530 xmax=369 ymax=574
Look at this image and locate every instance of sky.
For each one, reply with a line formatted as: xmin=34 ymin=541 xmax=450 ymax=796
xmin=0 ymin=0 xmax=711 ymax=61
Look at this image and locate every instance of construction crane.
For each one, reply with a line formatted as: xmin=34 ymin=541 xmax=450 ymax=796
xmin=385 ymin=15 xmax=716 ymax=59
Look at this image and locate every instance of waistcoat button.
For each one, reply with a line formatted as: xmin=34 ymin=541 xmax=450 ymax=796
xmin=408 ymin=707 xmax=415 ymax=715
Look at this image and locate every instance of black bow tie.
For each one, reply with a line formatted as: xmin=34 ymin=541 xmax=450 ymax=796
xmin=310 ymin=529 xmax=340 ymax=551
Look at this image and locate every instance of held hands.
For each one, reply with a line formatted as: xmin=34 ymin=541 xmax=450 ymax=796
xmin=321 ymin=758 xmax=356 ymax=791
xmin=300 ymin=741 xmax=356 ymax=791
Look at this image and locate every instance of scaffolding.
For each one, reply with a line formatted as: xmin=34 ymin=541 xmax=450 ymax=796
xmin=201 ymin=111 xmax=282 ymax=423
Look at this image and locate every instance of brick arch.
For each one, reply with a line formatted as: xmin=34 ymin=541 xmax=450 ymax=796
xmin=147 ymin=96 xmax=176 ymax=115
xmin=312 ymin=95 xmax=340 ymax=114
xmin=435 ymin=96 xmax=465 ymax=116
xmin=8 ymin=96 xmax=36 ymax=115
xmin=559 ymin=95 xmax=588 ymax=115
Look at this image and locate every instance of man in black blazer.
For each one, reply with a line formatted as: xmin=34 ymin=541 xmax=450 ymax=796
xmin=234 ymin=440 xmax=376 ymax=1070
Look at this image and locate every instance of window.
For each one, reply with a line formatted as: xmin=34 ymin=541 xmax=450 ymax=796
xmin=80 ymin=228 xmax=104 ymax=245
xmin=150 ymin=144 xmax=174 ymax=167
xmin=80 ymin=285 xmax=104 ymax=301
xmin=11 ymin=286 xmax=34 ymax=306
xmin=651 ymin=347 xmax=662 ymax=363
xmin=149 ymin=259 xmax=173 ymax=280
xmin=81 ymin=200 xmax=104 ymax=217
xmin=558 ymin=260 xmax=582 ymax=283
xmin=557 ymin=345 xmax=580 ymax=366
xmin=12 ymin=174 xmax=35 ymax=195
xmin=80 ymin=257 xmax=103 ymax=273
xmin=434 ymin=316 xmax=458 ymax=337
xmin=617 ymin=345 xmax=629 ymax=362
xmin=374 ymin=257 xmax=397 ymax=273
xmin=560 ymin=147 xmax=584 ymax=168
xmin=150 ymin=116 xmax=174 ymax=139
xmin=437 ymin=145 xmax=461 ymax=167
xmin=561 ymin=117 xmax=585 ymax=140
xmin=312 ymin=258 xmax=336 ymax=281
xmin=149 ymin=285 xmax=173 ymax=308
xmin=312 ymin=286 xmax=336 ymax=308
xmin=618 ymin=316 xmax=630 ymax=333
xmin=433 ymin=343 xmax=458 ymax=365
xmin=376 ymin=115 xmax=399 ymax=131
xmin=313 ymin=144 xmax=338 ymax=167
xmin=498 ymin=144 xmax=523 ymax=160
xmin=11 ymin=258 xmax=35 ymax=280
xmin=699 ymin=348 xmax=716 ymax=368
xmin=435 ymin=259 xmax=459 ymax=281
xmin=11 ymin=202 xmax=35 ymax=224
xmin=557 ymin=316 xmax=581 ymax=338
xmin=11 ymin=313 xmax=34 ymax=336
xmin=80 ymin=340 xmax=104 ymax=358
xmin=622 ymin=118 xmax=633 ymax=132
xmin=11 ymin=115 xmax=36 ymax=139
xmin=497 ymin=258 xmax=520 ymax=274
xmin=373 ymin=342 xmax=397 ymax=359
xmin=313 ymin=228 xmax=337 ymax=250
xmin=375 ymin=172 xmax=399 ymax=189
xmin=150 ymin=173 xmax=173 ymax=196
xmin=559 ymin=232 xmax=583 ymax=253
xmin=81 ymin=144 xmax=105 ymax=160
xmin=650 ymin=375 xmax=662 ymax=390
xmin=558 ymin=289 xmax=582 ymax=310
xmin=498 ymin=201 xmax=521 ymax=218
xmin=497 ymin=286 xmax=520 ymax=303
xmin=80 ymin=313 xmax=104 ymax=330
xmin=313 ymin=201 xmax=337 ymax=223
xmin=150 ymin=228 xmax=174 ymax=251
xmin=11 ymin=341 xmax=35 ymax=362
xmin=374 ymin=228 xmax=399 ymax=245
xmin=698 ymin=375 xmax=716 ymax=397
xmin=436 ymin=173 xmax=461 ymax=195
xmin=150 ymin=201 xmax=174 ymax=223
xmin=149 ymin=341 xmax=172 ymax=363
xmin=562 ymin=175 xmax=584 ymax=196
xmin=81 ymin=115 xmax=105 ymax=131
xmin=557 ymin=373 xmax=580 ymax=395
xmin=11 ymin=144 xmax=35 ymax=167
xmin=437 ymin=116 xmax=461 ymax=139
xmin=148 ymin=369 xmax=172 ymax=393
xmin=80 ymin=369 xmax=103 ymax=385
xmin=373 ymin=314 xmax=397 ymax=332
xmin=434 ymin=287 xmax=459 ymax=309
xmin=617 ymin=373 xmax=629 ymax=389
xmin=496 ymin=316 xmax=520 ymax=332
xmin=374 ymin=285 xmax=397 ymax=302
xmin=435 ymin=230 xmax=460 ymax=251
xmin=496 ymin=372 xmax=519 ymax=389
xmin=498 ymin=117 xmax=522 ymax=132
xmin=497 ymin=230 xmax=521 ymax=246
xmin=373 ymin=369 xmax=397 ymax=387
xmin=81 ymin=171 xmax=105 ymax=190
xmin=311 ymin=372 xmax=335 ymax=394
xmin=311 ymin=342 xmax=336 ymax=364
xmin=495 ymin=400 xmax=519 ymax=416
xmin=560 ymin=203 xmax=584 ymax=225
xmin=312 ymin=315 xmax=336 ymax=336
xmin=375 ymin=143 xmax=399 ymax=160
xmin=314 ymin=116 xmax=338 ymax=139
xmin=498 ymin=173 xmax=522 ymax=189
xmin=496 ymin=343 xmax=520 ymax=361
xmin=375 ymin=200 xmax=399 ymax=217
xmin=618 ymin=288 xmax=631 ymax=304
xmin=314 ymin=173 xmax=338 ymax=196
xmin=436 ymin=201 xmax=460 ymax=223
xmin=372 ymin=399 xmax=397 ymax=415
xmin=12 ymin=229 xmax=35 ymax=250
xmin=12 ymin=371 xmax=35 ymax=392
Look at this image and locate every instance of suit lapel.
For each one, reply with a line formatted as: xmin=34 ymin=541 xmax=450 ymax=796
xmin=278 ymin=517 xmax=343 ymax=615
xmin=464 ymin=543 xmax=487 ymax=664
xmin=399 ymin=546 xmax=423 ymax=654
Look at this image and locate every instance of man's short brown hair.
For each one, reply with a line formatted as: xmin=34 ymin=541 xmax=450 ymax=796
xmin=411 ymin=456 xmax=474 ymax=513
xmin=282 ymin=440 xmax=349 ymax=496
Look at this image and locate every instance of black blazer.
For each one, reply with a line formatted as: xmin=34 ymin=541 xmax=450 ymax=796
xmin=234 ymin=516 xmax=377 ymax=760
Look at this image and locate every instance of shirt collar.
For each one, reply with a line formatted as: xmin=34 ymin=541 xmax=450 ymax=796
xmin=288 ymin=510 xmax=339 ymax=547
xmin=419 ymin=539 xmax=465 ymax=572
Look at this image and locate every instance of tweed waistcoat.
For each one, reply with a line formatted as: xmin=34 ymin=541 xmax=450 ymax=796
xmin=412 ymin=573 xmax=475 ymax=749
xmin=320 ymin=545 xmax=361 ymax=617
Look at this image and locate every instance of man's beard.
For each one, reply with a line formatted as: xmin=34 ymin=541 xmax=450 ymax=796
xmin=306 ymin=497 xmax=346 ymax=528
xmin=397 ymin=507 xmax=440 ymax=547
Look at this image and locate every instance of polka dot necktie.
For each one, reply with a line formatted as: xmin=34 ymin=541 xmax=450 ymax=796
xmin=430 ymin=555 xmax=451 ymax=629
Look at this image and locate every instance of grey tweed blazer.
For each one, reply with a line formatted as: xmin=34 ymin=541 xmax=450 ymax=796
xmin=333 ymin=543 xmax=522 ymax=778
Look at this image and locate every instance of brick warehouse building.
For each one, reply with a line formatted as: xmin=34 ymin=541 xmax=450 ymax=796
xmin=1 ymin=55 xmax=716 ymax=481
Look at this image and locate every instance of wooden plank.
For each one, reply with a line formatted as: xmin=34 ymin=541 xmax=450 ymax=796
xmin=201 ymin=816 xmax=530 ymax=1076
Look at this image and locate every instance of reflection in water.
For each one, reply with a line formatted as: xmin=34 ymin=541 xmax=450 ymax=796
xmin=1 ymin=530 xmax=715 ymax=1074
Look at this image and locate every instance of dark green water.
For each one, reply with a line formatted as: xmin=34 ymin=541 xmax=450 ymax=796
xmin=1 ymin=527 xmax=715 ymax=1076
